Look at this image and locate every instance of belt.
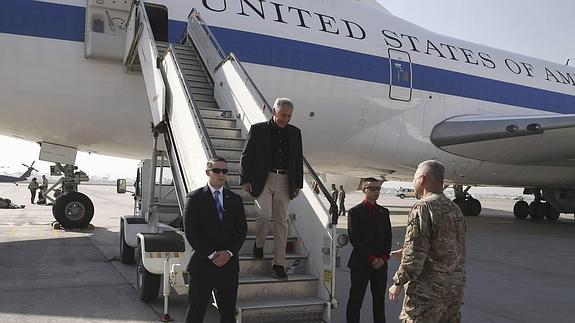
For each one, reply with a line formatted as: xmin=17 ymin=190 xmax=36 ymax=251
xmin=270 ymin=169 xmax=288 ymax=175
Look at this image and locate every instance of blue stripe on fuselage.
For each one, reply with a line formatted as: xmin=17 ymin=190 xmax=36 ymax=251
xmin=210 ymin=27 xmax=388 ymax=85
xmin=0 ymin=0 xmax=85 ymax=42
xmin=2 ymin=1 xmax=574 ymax=114
xmin=211 ymin=27 xmax=575 ymax=114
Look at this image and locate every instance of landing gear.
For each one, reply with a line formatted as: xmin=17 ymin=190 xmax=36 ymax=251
xmin=513 ymin=200 xmax=529 ymax=219
xmin=49 ymin=163 xmax=92 ymax=228
xmin=52 ymin=191 xmax=94 ymax=228
xmin=515 ymin=189 xmax=561 ymax=221
xmin=545 ymin=203 xmax=560 ymax=221
xmin=528 ymin=200 xmax=547 ymax=220
xmin=453 ymin=185 xmax=481 ymax=216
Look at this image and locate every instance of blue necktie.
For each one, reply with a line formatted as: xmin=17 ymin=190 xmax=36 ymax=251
xmin=213 ymin=190 xmax=224 ymax=223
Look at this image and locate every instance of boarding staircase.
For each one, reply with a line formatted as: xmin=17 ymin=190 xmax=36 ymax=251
xmin=124 ymin=2 xmax=340 ymax=322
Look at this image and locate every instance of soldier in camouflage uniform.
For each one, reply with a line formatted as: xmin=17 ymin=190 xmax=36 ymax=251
xmin=389 ymin=160 xmax=466 ymax=323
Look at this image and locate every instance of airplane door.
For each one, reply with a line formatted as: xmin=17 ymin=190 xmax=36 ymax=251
xmin=388 ymin=49 xmax=412 ymax=101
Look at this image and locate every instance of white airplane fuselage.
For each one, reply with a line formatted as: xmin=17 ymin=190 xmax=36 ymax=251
xmin=2 ymin=0 xmax=575 ymax=187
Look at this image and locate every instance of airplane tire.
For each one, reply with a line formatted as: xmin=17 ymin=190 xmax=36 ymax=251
xmin=453 ymin=198 xmax=466 ymax=214
xmin=513 ymin=200 xmax=529 ymax=219
xmin=545 ymin=203 xmax=560 ymax=221
xmin=528 ymin=201 xmax=546 ymax=220
xmin=399 ymin=194 xmax=405 ymax=199
xmin=136 ymin=244 xmax=160 ymax=302
xmin=467 ymin=198 xmax=481 ymax=216
xmin=120 ymin=220 xmax=135 ymax=264
xmin=53 ymin=192 xmax=94 ymax=228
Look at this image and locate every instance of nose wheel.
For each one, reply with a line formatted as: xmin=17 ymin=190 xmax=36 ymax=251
xmin=52 ymin=191 xmax=94 ymax=228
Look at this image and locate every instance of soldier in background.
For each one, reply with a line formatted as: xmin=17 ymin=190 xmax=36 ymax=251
xmin=28 ymin=177 xmax=39 ymax=204
xmin=338 ymin=185 xmax=346 ymax=216
xmin=331 ymin=184 xmax=339 ymax=202
xmin=389 ymin=160 xmax=466 ymax=323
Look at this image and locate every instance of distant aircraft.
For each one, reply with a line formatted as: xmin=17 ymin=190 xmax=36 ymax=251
xmin=0 ymin=162 xmax=38 ymax=185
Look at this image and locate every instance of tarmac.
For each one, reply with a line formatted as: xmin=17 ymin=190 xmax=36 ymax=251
xmin=1 ymin=182 xmax=574 ymax=322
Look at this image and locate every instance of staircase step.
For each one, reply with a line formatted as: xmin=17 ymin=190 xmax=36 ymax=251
xmin=187 ymin=80 xmax=213 ymax=90
xmin=185 ymin=74 xmax=210 ymax=84
xmin=189 ymin=87 xmax=214 ymax=96
xmin=189 ymin=93 xmax=216 ymax=102
xmin=242 ymin=202 xmax=257 ymax=218
xmin=246 ymin=218 xmax=276 ymax=234
xmin=228 ymin=186 xmax=255 ymax=202
xmin=195 ymin=100 xmax=218 ymax=109
xmin=182 ymin=69 xmax=207 ymax=78
xmin=237 ymin=297 xmax=327 ymax=323
xmin=214 ymin=147 xmax=242 ymax=160
xmin=172 ymin=44 xmax=196 ymax=51
xmin=239 ymin=253 xmax=307 ymax=276
xmin=179 ymin=63 xmax=204 ymax=73
xmin=197 ymin=107 xmax=231 ymax=118
xmin=203 ymin=116 xmax=237 ymax=128
xmin=240 ymin=235 xmax=298 ymax=255
xmin=172 ymin=48 xmax=198 ymax=56
xmin=225 ymin=173 xmax=241 ymax=186
xmin=175 ymin=54 xmax=200 ymax=62
xmin=211 ymin=137 xmax=245 ymax=149
xmin=206 ymin=126 xmax=242 ymax=139
xmin=237 ymin=274 xmax=318 ymax=301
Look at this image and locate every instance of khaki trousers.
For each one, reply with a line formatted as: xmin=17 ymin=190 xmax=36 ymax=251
xmin=254 ymin=173 xmax=290 ymax=266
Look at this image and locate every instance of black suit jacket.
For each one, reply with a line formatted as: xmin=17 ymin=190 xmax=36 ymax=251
xmin=184 ymin=185 xmax=247 ymax=275
xmin=240 ymin=119 xmax=303 ymax=199
xmin=347 ymin=202 xmax=392 ymax=270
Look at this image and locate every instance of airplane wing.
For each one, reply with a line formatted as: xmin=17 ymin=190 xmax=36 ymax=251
xmin=430 ymin=114 xmax=575 ymax=167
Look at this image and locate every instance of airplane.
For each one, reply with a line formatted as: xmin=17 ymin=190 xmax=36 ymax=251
xmin=0 ymin=162 xmax=38 ymax=185
xmin=1 ymin=0 xmax=575 ymax=225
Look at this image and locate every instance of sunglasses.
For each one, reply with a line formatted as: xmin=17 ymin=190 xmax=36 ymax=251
xmin=209 ymin=168 xmax=229 ymax=174
xmin=365 ymin=186 xmax=381 ymax=192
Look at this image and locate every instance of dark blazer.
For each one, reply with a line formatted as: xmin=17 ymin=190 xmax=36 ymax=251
xmin=184 ymin=185 xmax=247 ymax=274
xmin=240 ymin=119 xmax=303 ymax=199
xmin=347 ymin=202 xmax=392 ymax=270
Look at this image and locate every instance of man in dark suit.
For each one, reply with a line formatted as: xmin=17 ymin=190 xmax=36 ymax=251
xmin=240 ymin=98 xmax=303 ymax=280
xmin=184 ymin=157 xmax=247 ymax=323
xmin=346 ymin=177 xmax=392 ymax=323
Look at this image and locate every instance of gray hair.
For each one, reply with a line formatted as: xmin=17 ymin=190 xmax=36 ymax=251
xmin=417 ymin=160 xmax=445 ymax=184
xmin=273 ymin=98 xmax=294 ymax=111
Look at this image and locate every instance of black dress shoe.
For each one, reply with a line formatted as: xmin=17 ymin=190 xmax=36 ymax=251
xmin=253 ymin=244 xmax=263 ymax=259
xmin=272 ymin=265 xmax=288 ymax=280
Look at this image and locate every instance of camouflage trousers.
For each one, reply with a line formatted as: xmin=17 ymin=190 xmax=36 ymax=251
xmin=400 ymin=292 xmax=463 ymax=323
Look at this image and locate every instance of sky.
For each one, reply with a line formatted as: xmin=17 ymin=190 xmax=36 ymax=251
xmin=1 ymin=0 xmax=574 ymax=180
xmin=379 ymin=0 xmax=575 ymax=65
